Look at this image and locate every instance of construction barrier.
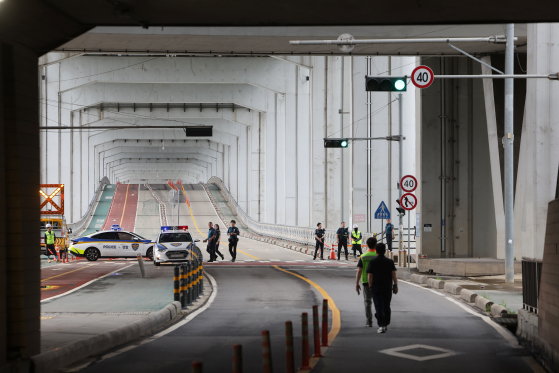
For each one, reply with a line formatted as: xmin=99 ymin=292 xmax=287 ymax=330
xmin=180 ymin=264 xmax=186 ymax=309
xmin=285 ymin=322 xmax=295 ymax=373
xmin=312 ymin=305 xmax=323 ymax=358
xmin=173 ymin=265 xmax=180 ymax=302
xmin=321 ymin=299 xmax=329 ymax=347
xmin=191 ymin=361 xmax=203 ymax=373
xmin=329 ymin=244 xmax=336 ymax=260
xmin=262 ymin=330 xmax=272 ymax=373
xmin=233 ymin=344 xmax=243 ymax=373
xmin=299 ymin=312 xmax=312 ymax=370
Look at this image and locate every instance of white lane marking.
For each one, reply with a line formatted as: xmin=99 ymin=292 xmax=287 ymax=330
xmin=380 ymin=344 xmax=457 ymax=361
xmin=99 ymin=272 xmax=218 ymax=362
xmin=444 ymin=296 xmax=522 ymax=349
xmin=41 ymin=264 xmax=135 ymax=303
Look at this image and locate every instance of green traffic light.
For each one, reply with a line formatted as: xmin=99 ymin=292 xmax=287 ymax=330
xmin=341 ymin=141 xmax=348 ymax=147
xmin=394 ymin=79 xmax=406 ymax=90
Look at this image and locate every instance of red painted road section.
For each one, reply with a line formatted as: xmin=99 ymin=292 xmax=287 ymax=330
xmin=41 ymin=261 xmax=133 ymax=300
xmin=102 ymin=184 xmax=139 ymax=232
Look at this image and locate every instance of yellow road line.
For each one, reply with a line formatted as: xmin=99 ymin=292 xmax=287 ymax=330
xmin=119 ymin=184 xmax=130 ymax=227
xmin=41 ymin=265 xmax=96 ymax=282
xmin=273 ymin=265 xmax=341 ymax=345
xmin=186 ymin=200 xmax=259 ymax=260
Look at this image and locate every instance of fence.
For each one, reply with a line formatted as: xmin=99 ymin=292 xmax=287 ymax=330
xmin=205 ymin=177 xmax=416 ymax=250
xmin=145 ymin=182 xmax=168 ymax=226
xmin=68 ymin=177 xmax=110 ymax=238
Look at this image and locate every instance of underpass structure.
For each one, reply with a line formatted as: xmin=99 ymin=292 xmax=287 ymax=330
xmin=1 ymin=12 xmax=558 ymax=371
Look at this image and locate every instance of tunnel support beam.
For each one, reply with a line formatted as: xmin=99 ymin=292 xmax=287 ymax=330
xmin=1 ymin=41 xmax=41 ymax=369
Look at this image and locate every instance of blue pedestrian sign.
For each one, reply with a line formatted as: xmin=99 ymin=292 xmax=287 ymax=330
xmin=374 ymin=201 xmax=390 ymax=219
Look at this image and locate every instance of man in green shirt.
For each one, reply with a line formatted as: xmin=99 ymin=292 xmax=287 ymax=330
xmin=355 ymin=236 xmax=378 ymax=327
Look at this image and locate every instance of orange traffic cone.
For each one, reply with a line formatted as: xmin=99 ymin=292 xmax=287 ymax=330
xmin=329 ymin=244 xmax=336 ymax=260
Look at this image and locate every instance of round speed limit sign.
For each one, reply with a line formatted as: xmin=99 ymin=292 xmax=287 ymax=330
xmin=401 ymin=175 xmax=418 ymax=193
xmin=411 ymin=65 xmax=434 ymax=89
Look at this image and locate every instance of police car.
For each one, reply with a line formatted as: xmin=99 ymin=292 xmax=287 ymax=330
xmin=69 ymin=224 xmax=155 ymax=261
xmin=154 ymin=225 xmax=200 ymax=266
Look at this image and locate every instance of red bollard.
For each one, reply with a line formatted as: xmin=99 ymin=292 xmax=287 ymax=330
xmin=299 ymin=313 xmax=312 ymax=370
xmin=312 ymin=305 xmax=323 ymax=357
xmin=262 ymin=330 xmax=273 ymax=373
xmin=191 ymin=361 xmax=203 ymax=373
xmin=321 ymin=299 xmax=329 ymax=347
xmin=285 ymin=322 xmax=295 ymax=373
xmin=233 ymin=344 xmax=243 ymax=373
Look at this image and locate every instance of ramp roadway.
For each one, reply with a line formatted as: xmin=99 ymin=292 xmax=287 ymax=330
xmin=102 ymin=184 xmax=139 ymax=232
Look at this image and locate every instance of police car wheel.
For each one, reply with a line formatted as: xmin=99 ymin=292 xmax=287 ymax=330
xmin=85 ymin=248 xmax=100 ymax=261
xmin=146 ymin=247 xmax=154 ymax=261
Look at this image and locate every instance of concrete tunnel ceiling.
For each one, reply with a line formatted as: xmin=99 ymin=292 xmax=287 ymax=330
xmin=2 ymin=1 xmax=556 ymax=56
xmin=58 ymin=25 xmax=528 ymax=56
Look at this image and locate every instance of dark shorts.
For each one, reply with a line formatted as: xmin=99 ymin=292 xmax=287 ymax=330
xmin=46 ymin=244 xmax=57 ymax=256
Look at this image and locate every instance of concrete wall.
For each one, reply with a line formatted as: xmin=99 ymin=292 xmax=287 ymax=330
xmin=539 ymin=198 xmax=559 ymax=367
xmin=419 ymin=55 xmax=526 ymax=259
xmin=40 ymin=54 xmax=416 ymax=233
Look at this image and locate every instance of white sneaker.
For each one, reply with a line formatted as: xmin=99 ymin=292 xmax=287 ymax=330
xmin=377 ymin=327 xmax=385 ymax=334
xmin=383 ymin=326 xmax=388 ymax=332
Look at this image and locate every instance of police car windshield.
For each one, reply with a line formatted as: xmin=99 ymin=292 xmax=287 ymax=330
xmin=159 ymin=233 xmax=193 ymax=243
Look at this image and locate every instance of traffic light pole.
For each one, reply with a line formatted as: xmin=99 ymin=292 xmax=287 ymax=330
xmin=504 ymin=24 xmax=514 ymax=284
xmin=398 ymin=94 xmax=404 ymax=255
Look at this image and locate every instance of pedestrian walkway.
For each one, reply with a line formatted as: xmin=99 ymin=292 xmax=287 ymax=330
xmin=40 ymin=263 xmax=211 ymax=354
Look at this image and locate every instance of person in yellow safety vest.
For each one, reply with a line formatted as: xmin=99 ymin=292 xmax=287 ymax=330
xmin=355 ymin=236 xmax=378 ymax=327
xmin=351 ymin=224 xmax=363 ymax=262
xmin=44 ymin=224 xmax=60 ymax=263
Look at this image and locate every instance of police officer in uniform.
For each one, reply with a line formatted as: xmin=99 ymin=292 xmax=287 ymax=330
xmin=314 ymin=223 xmax=325 ymax=260
xmin=44 ymin=223 xmax=59 ymax=263
xmin=351 ymin=224 xmax=363 ymax=262
xmin=336 ymin=222 xmax=349 ymax=261
xmin=227 ymin=220 xmax=240 ymax=262
xmin=203 ymin=222 xmax=217 ymax=262
xmin=383 ymin=219 xmax=395 ymax=252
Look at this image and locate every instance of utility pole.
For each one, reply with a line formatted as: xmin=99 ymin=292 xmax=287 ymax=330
xmin=398 ymin=93 xmax=404 ymax=253
xmin=504 ymin=24 xmax=515 ymax=283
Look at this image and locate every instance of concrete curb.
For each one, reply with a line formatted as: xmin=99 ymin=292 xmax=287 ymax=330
xmin=411 ymin=274 xmax=428 ymax=284
xmin=475 ymin=296 xmax=494 ymax=312
xmin=460 ymin=288 xmax=478 ymax=303
xmin=32 ymin=297 xmax=192 ymax=373
xmin=427 ymin=278 xmax=445 ymax=289
xmin=444 ymin=282 xmax=463 ymax=295
xmin=490 ymin=304 xmax=509 ymax=317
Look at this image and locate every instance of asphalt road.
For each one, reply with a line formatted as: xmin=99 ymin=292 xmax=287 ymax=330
xmin=75 ymin=264 xmax=537 ymax=373
xmin=57 ymin=186 xmax=539 ymax=373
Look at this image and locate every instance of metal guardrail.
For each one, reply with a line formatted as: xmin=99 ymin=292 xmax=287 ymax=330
xmin=204 ymin=177 xmax=416 ymax=250
xmin=145 ymin=182 xmax=168 ymax=226
xmin=68 ymin=177 xmax=110 ymax=238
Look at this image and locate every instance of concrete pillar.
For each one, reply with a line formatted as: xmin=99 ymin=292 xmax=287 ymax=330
xmin=517 ymin=23 xmax=559 ymax=263
xmin=0 ymin=41 xmax=41 ymax=367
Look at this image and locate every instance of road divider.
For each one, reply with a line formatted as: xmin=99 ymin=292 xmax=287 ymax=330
xmin=262 ymin=330 xmax=273 ymax=373
xmin=233 ymin=344 xmax=243 ymax=373
xmin=285 ymin=322 xmax=295 ymax=373
xmin=300 ymin=312 xmax=312 ymax=370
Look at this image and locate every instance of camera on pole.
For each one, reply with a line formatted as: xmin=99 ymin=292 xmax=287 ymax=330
xmin=366 ymin=76 xmax=407 ymax=92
